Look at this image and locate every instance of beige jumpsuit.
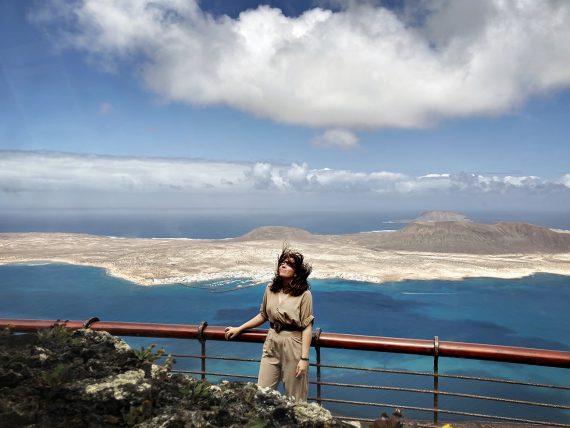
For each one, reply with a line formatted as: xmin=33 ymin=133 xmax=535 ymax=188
xmin=257 ymin=285 xmax=314 ymax=401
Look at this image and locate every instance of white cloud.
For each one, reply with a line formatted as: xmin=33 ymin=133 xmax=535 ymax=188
xmin=2 ymin=152 xmax=568 ymax=201
xmin=312 ymin=129 xmax=358 ymax=149
xmin=503 ymin=175 xmax=542 ymax=187
xmin=31 ymin=0 xmax=570 ymax=130
xmin=280 ymin=162 xmax=313 ymax=190
xmin=397 ymin=174 xmax=452 ymax=193
xmin=0 ymin=151 xmax=250 ymax=193
xmin=448 ymin=172 xmax=568 ymax=194
xmin=418 ymin=173 xmax=450 ymax=179
xmin=247 ymin=162 xmax=275 ymax=190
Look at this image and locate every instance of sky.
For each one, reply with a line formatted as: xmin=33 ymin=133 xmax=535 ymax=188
xmin=1 ymin=0 xmax=570 ymax=215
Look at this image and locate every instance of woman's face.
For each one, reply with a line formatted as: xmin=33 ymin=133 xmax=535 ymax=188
xmin=278 ymin=257 xmax=295 ymax=280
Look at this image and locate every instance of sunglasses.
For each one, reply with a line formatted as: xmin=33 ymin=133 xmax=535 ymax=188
xmin=280 ymin=259 xmax=295 ymax=268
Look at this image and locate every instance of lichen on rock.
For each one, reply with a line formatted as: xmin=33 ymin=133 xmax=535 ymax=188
xmin=294 ymin=401 xmax=334 ymax=424
xmin=84 ymin=369 xmax=150 ymax=400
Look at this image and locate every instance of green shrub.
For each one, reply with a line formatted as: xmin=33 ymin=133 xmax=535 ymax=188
xmin=36 ymin=321 xmax=77 ymax=346
xmin=133 ymin=343 xmax=167 ymax=363
xmin=180 ymin=380 xmax=211 ymax=401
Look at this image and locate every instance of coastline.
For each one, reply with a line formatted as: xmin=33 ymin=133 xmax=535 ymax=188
xmin=1 ymin=232 xmax=570 ymax=286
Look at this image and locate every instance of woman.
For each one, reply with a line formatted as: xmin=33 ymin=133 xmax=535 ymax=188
xmin=224 ymin=247 xmax=314 ymax=402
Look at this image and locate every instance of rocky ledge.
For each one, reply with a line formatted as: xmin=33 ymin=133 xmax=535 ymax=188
xmin=0 ymin=325 xmax=352 ymax=428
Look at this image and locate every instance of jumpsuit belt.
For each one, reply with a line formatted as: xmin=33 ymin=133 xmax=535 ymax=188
xmin=270 ymin=321 xmax=303 ymax=333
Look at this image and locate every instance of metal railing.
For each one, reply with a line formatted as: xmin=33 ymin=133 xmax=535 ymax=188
xmin=2 ymin=318 xmax=569 ymax=426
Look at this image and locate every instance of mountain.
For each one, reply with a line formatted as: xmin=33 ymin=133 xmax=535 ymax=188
xmin=413 ymin=210 xmax=471 ymax=223
xmin=233 ymin=215 xmax=570 ymax=254
xmin=346 ymin=220 xmax=570 ymax=254
xmin=234 ymin=226 xmax=316 ymax=242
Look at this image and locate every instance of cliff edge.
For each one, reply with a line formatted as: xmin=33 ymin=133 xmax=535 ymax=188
xmin=0 ymin=325 xmax=347 ymax=427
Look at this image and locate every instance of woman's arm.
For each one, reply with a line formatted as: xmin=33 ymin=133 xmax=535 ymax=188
xmin=224 ymin=313 xmax=266 ymax=340
xmin=295 ymin=322 xmax=313 ymax=377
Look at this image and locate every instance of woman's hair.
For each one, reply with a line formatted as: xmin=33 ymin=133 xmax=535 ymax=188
xmin=269 ymin=245 xmax=312 ymax=296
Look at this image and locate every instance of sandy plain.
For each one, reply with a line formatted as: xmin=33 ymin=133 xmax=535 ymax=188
xmin=1 ymin=232 xmax=569 ymax=286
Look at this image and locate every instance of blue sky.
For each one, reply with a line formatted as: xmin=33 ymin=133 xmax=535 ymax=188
xmin=1 ymin=0 xmax=570 ymax=214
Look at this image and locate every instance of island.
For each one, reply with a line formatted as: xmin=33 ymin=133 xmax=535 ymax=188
xmin=1 ymin=212 xmax=569 ymax=286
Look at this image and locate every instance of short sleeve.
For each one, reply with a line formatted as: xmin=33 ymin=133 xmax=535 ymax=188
xmin=259 ymin=285 xmax=269 ymax=320
xmin=299 ymin=290 xmax=314 ymax=328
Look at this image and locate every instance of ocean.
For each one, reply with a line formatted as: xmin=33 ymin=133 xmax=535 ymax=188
xmin=1 ymin=263 xmax=569 ymax=422
xmin=1 ymin=210 xmax=569 ymax=238
xmin=1 ymin=210 xmax=569 ymax=421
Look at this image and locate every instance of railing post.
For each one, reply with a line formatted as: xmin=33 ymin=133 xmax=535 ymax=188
xmin=315 ymin=327 xmax=322 ymax=406
xmin=198 ymin=321 xmax=208 ymax=381
xmin=433 ymin=335 xmax=439 ymax=426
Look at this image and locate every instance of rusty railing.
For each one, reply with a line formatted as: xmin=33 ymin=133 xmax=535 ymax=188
xmin=1 ymin=318 xmax=569 ymax=426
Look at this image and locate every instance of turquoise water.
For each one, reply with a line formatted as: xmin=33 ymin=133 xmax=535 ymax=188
xmin=1 ymin=263 xmax=569 ymax=422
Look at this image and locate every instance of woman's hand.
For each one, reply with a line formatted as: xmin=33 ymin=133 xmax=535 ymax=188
xmin=295 ymin=359 xmax=309 ymax=378
xmin=224 ymin=314 xmax=266 ymax=340
xmin=224 ymin=326 xmax=241 ymax=340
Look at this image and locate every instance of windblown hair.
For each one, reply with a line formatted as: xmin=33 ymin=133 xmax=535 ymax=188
xmin=270 ymin=246 xmax=312 ymax=296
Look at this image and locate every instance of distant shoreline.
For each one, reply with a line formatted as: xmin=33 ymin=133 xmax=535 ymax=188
xmin=2 ymin=210 xmax=570 ymax=240
xmin=2 ymin=232 xmax=569 ymax=286
xmin=3 ymin=260 xmax=570 ymax=289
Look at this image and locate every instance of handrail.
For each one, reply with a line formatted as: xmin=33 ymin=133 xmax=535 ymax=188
xmin=1 ymin=318 xmax=569 ymax=368
xmin=2 ymin=317 xmax=570 ymax=426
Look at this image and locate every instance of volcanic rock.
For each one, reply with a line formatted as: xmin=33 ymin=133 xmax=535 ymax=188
xmin=0 ymin=326 xmax=352 ymax=427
